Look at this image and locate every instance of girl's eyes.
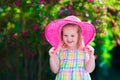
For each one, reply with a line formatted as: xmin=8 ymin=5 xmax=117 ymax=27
xmin=71 ymin=35 xmax=74 ymax=37
xmin=63 ymin=35 xmax=74 ymax=37
xmin=64 ymin=35 xmax=67 ymax=37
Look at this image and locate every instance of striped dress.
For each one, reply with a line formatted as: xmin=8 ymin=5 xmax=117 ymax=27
xmin=55 ymin=49 xmax=91 ymax=80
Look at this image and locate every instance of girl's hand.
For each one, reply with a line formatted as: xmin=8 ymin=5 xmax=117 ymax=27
xmin=49 ymin=47 xmax=56 ymax=57
xmin=85 ymin=45 xmax=94 ymax=57
xmin=84 ymin=45 xmax=95 ymax=73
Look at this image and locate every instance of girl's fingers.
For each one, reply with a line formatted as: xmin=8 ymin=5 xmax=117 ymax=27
xmin=49 ymin=47 xmax=56 ymax=56
xmin=86 ymin=45 xmax=94 ymax=55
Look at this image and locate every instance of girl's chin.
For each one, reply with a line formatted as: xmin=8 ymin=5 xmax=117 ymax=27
xmin=68 ymin=46 xmax=77 ymax=49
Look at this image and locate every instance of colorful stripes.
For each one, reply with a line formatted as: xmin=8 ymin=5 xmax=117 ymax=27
xmin=55 ymin=49 xmax=91 ymax=80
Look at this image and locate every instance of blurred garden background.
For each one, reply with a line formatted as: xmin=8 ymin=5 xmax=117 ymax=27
xmin=0 ymin=0 xmax=120 ymax=80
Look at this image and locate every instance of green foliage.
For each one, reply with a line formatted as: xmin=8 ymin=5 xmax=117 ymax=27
xmin=0 ymin=0 xmax=120 ymax=80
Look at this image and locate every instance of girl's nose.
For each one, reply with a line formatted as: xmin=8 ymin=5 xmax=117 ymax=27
xmin=67 ymin=37 xmax=72 ymax=41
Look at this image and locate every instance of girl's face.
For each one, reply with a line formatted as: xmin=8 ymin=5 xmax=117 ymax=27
xmin=62 ymin=26 xmax=78 ymax=49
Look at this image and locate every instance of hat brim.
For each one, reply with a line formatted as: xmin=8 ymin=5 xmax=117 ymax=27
xmin=45 ymin=19 xmax=95 ymax=48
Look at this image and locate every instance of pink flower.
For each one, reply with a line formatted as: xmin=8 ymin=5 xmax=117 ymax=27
xmin=88 ymin=0 xmax=93 ymax=2
xmin=15 ymin=0 xmax=20 ymax=7
xmin=111 ymin=21 xmax=115 ymax=27
xmin=70 ymin=11 xmax=76 ymax=15
xmin=58 ymin=9 xmax=64 ymax=16
xmin=32 ymin=23 xmax=39 ymax=31
xmin=21 ymin=31 xmax=28 ymax=36
xmin=96 ymin=28 xmax=102 ymax=33
xmin=67 ymin=5 xmax=72 ymax=10
xmin=13 ymin=33 xmax=18 ymax=39
xmin=40 ymin=32 xmax=46 ymax=40
xmin=40 ymin=0 xmax=45 ymax=4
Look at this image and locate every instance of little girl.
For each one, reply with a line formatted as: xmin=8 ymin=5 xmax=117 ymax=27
xmin=45 ymin=16 xmax=95 ymax=80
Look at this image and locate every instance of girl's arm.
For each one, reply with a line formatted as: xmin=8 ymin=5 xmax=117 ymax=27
xmin=84 ymin=45 xmax=95 ymax=73
xmin=49 ymin=47 xmax=60 ymax=74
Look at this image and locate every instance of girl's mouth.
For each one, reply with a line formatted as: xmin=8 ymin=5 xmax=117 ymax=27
xmin=67 ymin=41 xmax=73 ymax=43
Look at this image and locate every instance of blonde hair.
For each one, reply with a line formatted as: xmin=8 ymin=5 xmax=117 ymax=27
xmin=58 ymin=23 xmax=84 ymax=51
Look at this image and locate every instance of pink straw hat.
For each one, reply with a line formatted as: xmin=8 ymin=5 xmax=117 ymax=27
xmin=45 ymin=15 xmax=95 ymax=48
